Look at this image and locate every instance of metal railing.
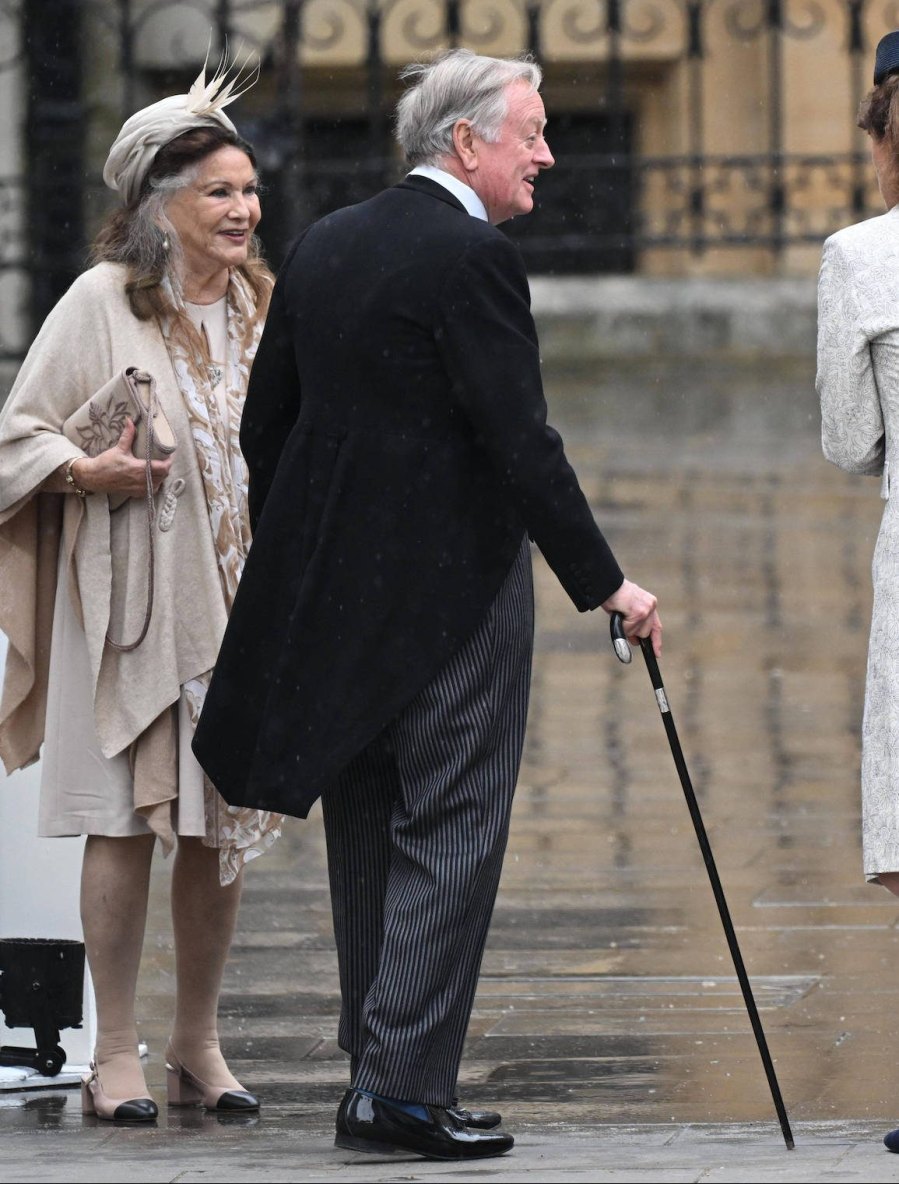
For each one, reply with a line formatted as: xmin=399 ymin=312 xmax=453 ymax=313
xmin=1 ymin=0 xmax=898 ymax=359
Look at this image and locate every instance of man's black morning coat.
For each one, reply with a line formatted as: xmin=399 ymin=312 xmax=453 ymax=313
xmin=192 ymin=176 xmax=625 ymax=818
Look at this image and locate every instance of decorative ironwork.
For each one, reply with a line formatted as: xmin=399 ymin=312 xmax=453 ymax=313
xmin=632 ymin=151 xmax=881 ymax=246
xmin=2 ymin=0 xmax=899 ymax=360
xmin=559 ymin=1 xmax=606 ymax=43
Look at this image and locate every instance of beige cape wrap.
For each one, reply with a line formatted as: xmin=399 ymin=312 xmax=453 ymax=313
xmin=0 ymin=262 xmax=257 ymax=862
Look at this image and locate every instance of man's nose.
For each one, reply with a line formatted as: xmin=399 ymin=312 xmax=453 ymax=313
xmin=537 ymin=139 xmax=554 ymax=169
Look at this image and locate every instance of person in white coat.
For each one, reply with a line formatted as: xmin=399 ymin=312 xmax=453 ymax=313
xmin=817 ymin=28 xmax=899 ymax=1154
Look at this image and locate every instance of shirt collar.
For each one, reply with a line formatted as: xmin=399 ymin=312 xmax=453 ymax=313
xmin=408 ymin=165 xmax=489 ymax=222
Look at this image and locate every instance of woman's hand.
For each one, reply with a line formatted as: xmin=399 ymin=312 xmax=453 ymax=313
xmin=70 ymin=419 xmax=172 ymax=497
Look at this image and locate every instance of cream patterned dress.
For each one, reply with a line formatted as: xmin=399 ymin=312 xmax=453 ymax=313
xmin=818 ymin=205 xmax=899 ymax=880
xmin=164 ymin=275 xmax=284 ymax=884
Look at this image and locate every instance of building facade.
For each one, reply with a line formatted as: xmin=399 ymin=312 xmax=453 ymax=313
xmin=1 ymin=0 xmax=897 ymax=373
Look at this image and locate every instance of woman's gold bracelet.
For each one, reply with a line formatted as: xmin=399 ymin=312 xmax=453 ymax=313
xmin=63 ymin=458 xmax=91 ymax=498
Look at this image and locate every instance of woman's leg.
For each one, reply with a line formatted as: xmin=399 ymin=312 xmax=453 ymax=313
xmin=169 ymin=837 xmax=244 ymax=1087
xmin=80 ymin=833 xmax=156 ymax=1099
xmin=880 ymin=873 xmax=899 ymax=897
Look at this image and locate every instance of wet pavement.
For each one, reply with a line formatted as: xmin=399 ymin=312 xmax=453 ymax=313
xmin=4 ymin=358 xmax=899 ymax=1181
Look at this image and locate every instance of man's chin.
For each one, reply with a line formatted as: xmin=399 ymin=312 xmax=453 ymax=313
xmin=495 ymin=202 xmax=534 ymax=224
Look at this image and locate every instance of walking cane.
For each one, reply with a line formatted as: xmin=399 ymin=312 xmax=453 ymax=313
xmin=610 ymin=613 xmax=794 ymax=1151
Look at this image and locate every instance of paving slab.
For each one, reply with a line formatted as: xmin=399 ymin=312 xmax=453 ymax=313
xmin=0 ymin=1107 xmax=897 ymax=1183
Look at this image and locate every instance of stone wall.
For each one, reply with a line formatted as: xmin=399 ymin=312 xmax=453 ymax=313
xmin=531 ymin=277 xmax=818 ymax=364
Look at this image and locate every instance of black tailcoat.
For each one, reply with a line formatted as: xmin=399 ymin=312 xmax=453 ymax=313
xmin=193 ymin=177 xmax=624 ymax=817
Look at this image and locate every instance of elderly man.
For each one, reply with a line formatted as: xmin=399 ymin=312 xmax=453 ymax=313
xmin=194 ymin=49 xmax=661 ymax=1160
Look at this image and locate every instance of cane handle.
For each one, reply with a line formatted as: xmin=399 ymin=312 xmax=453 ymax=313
xmin=610 ymin=612 xmax=633 ymax=664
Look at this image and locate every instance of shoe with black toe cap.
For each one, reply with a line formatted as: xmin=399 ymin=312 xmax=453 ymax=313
xmin=335 ymin=1088 xmax=513 ymax=1160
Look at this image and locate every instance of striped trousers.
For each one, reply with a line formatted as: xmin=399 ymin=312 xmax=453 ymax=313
xmin=320 ymin=537 xmax=534 ymax=1106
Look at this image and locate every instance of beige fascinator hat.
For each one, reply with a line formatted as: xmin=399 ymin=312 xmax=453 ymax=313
xmin=103 ymin=52 xmax=258 ymax=207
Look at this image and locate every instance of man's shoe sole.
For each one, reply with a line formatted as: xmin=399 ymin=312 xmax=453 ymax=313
xmin=334 ymin=1131 xmax=513 ymax=1160
xmin=335 ymin=1131 xmax=400 ymax=1155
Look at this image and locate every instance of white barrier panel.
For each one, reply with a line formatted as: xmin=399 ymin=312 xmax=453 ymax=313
xmin=0 ymin=632 xmax=96 ymax=1089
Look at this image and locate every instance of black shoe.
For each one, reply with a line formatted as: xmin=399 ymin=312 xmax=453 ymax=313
xmin=885 ymin=1127 xmax=899 ymax=1152
xmin=335 ymin=1088 xmax=513 ymax=1160
xmin=345 ymin=1076 xmax=501 ymax=1129
xmin=448 ymin=1104 xmax=502 ymax=1129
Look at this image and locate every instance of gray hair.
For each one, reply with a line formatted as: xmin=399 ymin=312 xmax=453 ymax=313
xmin=91 ymin=161 xmax=214 ymax=309
xmin=123 ymin=171 xmax=195 ymax=288
xmin=395 ymin=49 xmax=543 ymax=166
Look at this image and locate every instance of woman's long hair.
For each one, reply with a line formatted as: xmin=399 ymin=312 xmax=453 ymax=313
xmin=91 ymin=124 xmax=272 ymax=338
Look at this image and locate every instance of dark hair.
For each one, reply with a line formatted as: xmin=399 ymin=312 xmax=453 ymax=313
xmin=92 ymin=123 xmax=272 ymax=324
xmin=143 ymin=123 xmax=258 ymax=200
xmin=858 ymin=73 xmax=899 ymax=145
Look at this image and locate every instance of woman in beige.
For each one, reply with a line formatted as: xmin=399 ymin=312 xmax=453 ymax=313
xmin=0 ymin=64 xmax=281 ymax=1121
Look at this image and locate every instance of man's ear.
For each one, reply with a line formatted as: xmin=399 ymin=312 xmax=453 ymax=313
xmin=452 ymin=119 xmax=478 ymax=172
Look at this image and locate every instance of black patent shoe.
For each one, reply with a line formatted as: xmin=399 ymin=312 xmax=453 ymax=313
xmin=448 ymin=1104 xmax=502 ymax=1129
xmin=335 ymin=1089 xmax=513 ymax=1160
xmin=884 ymin=1127 xmax=899 ymax=1152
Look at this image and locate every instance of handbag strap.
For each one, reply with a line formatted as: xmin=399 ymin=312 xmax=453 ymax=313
xmin=105 ymin=376 xmax=157 ymax=653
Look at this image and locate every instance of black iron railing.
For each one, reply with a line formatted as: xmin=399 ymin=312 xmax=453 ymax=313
xmin=1 ymin=0 xmax=898 ymax=360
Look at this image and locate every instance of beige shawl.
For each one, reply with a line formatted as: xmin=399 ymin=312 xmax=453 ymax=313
xmin=0 ymin=261 xmax=282 ymax=881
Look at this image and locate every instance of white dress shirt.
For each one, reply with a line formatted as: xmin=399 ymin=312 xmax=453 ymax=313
xmin=408 ymin=165 xmax=489 ymax=222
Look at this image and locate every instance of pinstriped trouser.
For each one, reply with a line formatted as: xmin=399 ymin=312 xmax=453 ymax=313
xmin=320 ymin=536 xmax=534 ymax=1106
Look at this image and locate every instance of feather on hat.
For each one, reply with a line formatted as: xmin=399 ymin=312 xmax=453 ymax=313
xmin=103 ymin=49 xmax=259 ymax=207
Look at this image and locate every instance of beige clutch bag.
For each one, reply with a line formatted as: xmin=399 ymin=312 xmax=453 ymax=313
xmin=63 ymin=366 xmax=175 ymax=463
xmin=62 ymin=366 xmax=176 ymax=651
xmin=62 ymin=367 xmax=176 ymax=513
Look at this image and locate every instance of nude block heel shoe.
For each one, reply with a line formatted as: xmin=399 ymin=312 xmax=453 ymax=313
xmin=164 ymin=1042 xmax=259 ymax=1112
xmin=81 ymin=1061 xmax=158 ymax=1122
